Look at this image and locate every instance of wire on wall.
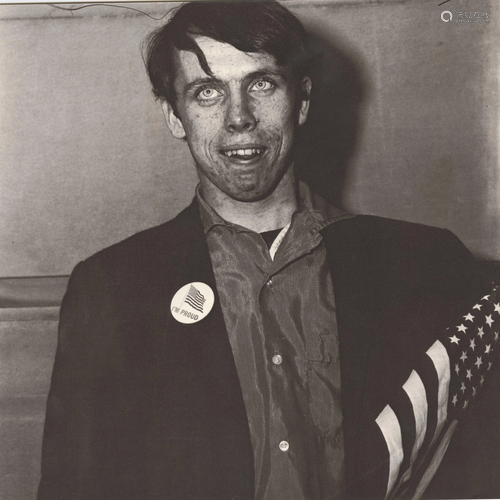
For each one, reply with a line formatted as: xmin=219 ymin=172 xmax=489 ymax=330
xmin=48 ymin=3 xmax=172 ymax=21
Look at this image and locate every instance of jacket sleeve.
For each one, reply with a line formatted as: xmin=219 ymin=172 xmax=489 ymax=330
xmin=38 ymin=261 xmax=104 ymax=500
xmin=344 ymin=220 xmax=497 ymax=500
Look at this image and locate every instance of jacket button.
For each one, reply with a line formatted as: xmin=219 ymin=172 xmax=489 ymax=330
xmin=279 ymin=440 xmax=289 ymax=452
xmin=272 ymin=354 xmax=282 ymax=365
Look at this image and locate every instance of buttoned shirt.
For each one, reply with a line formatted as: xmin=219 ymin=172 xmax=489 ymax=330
xmin=197 ymin=182 xmax=354 ymax=499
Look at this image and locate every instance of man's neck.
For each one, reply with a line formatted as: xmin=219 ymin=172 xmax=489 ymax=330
xmin=200 ymin=171 xmax=298 ymax=233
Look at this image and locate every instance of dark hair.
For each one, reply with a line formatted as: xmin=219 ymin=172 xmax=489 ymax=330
xmin=143 ymin=2 xmax=311 ymax=113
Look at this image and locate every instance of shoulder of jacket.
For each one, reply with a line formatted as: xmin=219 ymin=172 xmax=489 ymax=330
xmin=333 ymin=213 xmax=449 ymax=233
xmin=326 ymin=214 xmax=458 ymax=247
xmin=72 ymin=201 xmax=201 ymax=279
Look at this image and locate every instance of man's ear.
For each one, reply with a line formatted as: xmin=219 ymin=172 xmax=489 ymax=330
xmin=298 ymin=76 xmax=312 ymax=127
xmin=161 ymin=101 xmax=186 ymax=140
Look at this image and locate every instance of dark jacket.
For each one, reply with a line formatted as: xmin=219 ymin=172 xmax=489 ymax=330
xmin=38 ymin=202 xmax=488 ymax=500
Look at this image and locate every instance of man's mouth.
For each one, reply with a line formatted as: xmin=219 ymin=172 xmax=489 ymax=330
xmin=221 ymin=147 xmax=265 ymax=161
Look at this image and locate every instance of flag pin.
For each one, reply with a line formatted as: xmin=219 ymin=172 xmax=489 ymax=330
xmin=170 ymin=282 xmax=214 ymax=324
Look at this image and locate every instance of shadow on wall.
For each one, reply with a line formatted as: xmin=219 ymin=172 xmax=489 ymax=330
xmin=296 ymin=31 xmax=367 ymax=209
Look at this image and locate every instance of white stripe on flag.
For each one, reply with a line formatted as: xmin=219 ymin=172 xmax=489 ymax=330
xmin=376 ymin=404 xmax=404 ymax=499
xmin=411 ymin=420 xmax=458 ymax=500
xmin=425 ymin=340 xmax=450 ymax=445
xmin=400 ymin=370 xmax=428 ymax=484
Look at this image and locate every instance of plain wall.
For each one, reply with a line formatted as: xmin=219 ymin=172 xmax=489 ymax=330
xmin=0 ymin=3 xmax=198 ymax=277
xmin=295 ymin=0 xmax=499 ymax=261
xmin=0 ymin=0 xmax=498 ymax=278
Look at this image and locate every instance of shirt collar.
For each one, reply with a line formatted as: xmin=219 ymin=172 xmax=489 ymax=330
xmin=196 ymin=181 xmax=351 ymax=235
xmin=294 ymin=181 xmax=351 ymax=233
xmin=196 ymin=184 xmax=245 ymax=235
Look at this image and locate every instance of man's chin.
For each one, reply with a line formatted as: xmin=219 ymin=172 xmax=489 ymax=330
xmin=222 ymin=182 xmax=280 ymax=203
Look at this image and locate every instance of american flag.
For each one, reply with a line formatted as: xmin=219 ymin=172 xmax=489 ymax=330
xmin=183 ymin=284 xmax=206 ymax=313
xmin=370 ymin=285 xmax=500 ymax=500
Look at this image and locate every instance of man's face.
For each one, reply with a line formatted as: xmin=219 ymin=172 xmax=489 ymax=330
xmin=163 ymin=36 xmax=311 ymax=203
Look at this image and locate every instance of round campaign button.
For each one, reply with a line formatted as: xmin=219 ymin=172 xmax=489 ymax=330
xmin=170 ymin=282 xmax=215 ymax=324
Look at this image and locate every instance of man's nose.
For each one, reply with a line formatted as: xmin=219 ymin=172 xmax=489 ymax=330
xmin=224 ymin=93 xmax=257 ymax=133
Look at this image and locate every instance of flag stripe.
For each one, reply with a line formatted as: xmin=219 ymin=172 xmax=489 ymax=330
xmin=185 ymin=296 xmax=204 ymax=312
xmin=184 ymin=285 xmax=206 ymax=313
xmin=187 ymin=293 xmax=204 ymax=304
xmin=400 ymin=370 xmax=428 ymax=483
xmin=360 ymin=420 xmax=391 ymax=499
xmin=425 ymin=340 xmax=450 ymax=445
xmin=388 ymin=351 xmax=440 ymax=498
xmin=375 ymin=404 xmax=403 ymax=499
xmin=413 ymin=353 xmax=439 ymax=458
xmin=388 ymin=387 xmax=416 ymax=489
xmin=410 ymin=420 xmax=458 ymax=500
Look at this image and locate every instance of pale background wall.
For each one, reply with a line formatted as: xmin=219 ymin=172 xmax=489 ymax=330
xmin=0 ymin=0 xmax=498 ymax=278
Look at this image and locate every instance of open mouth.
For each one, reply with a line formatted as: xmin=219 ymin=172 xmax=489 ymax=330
xmin=221 ymin=147 xmax=265 ymax=161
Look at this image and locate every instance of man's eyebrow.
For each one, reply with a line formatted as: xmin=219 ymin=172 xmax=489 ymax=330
xmin=184 ymin=69 xmax=289 ymax=95
xmin=184 ymin=77 xmax=224 ymax=94
xmin=245 ymin=69 xmax=288 ymax=82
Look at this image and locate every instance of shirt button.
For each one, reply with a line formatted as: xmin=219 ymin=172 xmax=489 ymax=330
xmin=272 ymin=354 xmax=282 ymax=365
xmin=279 ymin=440 xmax=289 ymax=452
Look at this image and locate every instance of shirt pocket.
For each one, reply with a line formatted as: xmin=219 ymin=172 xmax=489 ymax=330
xmin=305 ymin=331 xmax=340 ymax=363
xmin=306 ymin=333 xmax=343 ymax=436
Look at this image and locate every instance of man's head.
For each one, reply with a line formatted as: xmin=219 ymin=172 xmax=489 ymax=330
xmin=144 ymin=2 xmax=313 ymax=203
xmin=145 ymin=2 xmax=311 ymax=114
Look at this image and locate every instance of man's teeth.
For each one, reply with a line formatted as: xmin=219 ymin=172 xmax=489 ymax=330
xmin=224 ymin=148 xmax=262 ymax=157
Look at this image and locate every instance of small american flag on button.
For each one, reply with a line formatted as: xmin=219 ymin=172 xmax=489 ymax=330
xmin=183 ymin=284 xmax=206 ymax=313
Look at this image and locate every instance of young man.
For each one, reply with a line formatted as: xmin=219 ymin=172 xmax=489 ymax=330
xmin=38 ymin=3 xmax=493 ymax=499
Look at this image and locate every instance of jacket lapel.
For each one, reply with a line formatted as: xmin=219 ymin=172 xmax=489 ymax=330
xmin=322 ymin=217 xmax=374 ymax=420
xmin=165 ymin=202 xmax=249 ymax=404
xmin=321 ymin=217 xmax=378 ymax=492
xmin=157 ymin=202 xmax=255 ymax=496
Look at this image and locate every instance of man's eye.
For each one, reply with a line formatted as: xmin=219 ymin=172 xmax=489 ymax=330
xmin=250 ymin=80 xmax=275 ymax=92
xmin=197 ymin=87 xmax=222 ymax=101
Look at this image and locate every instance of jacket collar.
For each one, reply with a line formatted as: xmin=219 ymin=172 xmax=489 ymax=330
xmin=195 ymin=181 xmax=352 ymax=235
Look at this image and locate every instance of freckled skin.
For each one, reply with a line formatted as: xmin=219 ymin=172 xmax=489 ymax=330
xmin=163 ymin=36 xmax=310 ymax=207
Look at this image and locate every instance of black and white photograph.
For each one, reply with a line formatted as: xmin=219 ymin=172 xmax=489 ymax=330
xmin=0 ymin=1 xmax=499 ymax=498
